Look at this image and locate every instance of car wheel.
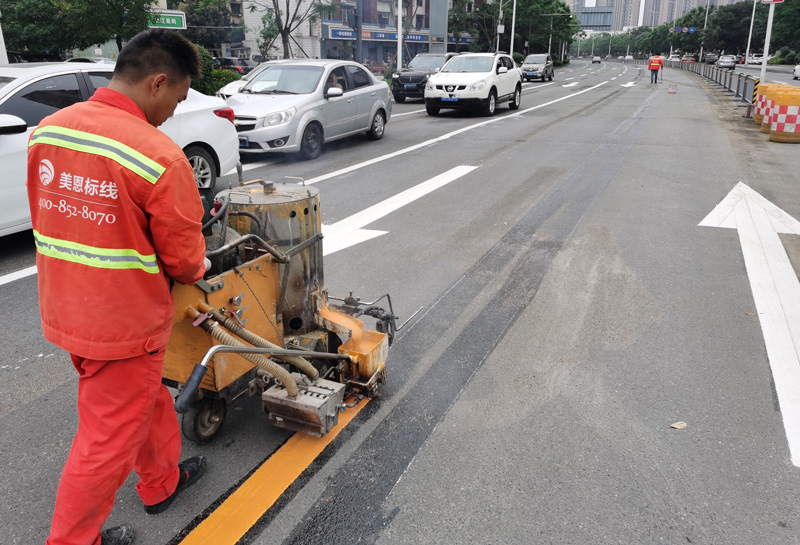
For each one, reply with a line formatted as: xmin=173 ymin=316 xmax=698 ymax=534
xmin=367 ymin=110 xmax=386 ymax=140
xmin=299 ymin=123 xmax=323 ymax=160
xmin=541 ymin=74 xmax=546 ymax=82
xmin=184 ymin=145 xmax=217 ymax=192
xmin=482 ymin=90 xmax=496 ymax=117
xmin=426 ymin=101 xmax=440 ymax=116
xmin=393 ymin=94 xmax=405 ymax=103
xmin=509 ymin=84 xmax=521 ymax=110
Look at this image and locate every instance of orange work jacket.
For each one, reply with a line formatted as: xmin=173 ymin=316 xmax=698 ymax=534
xmin=27 ymin=88 xmax=206 ymax=360
xmin=649 ymin=57 xmax=664 ymax=70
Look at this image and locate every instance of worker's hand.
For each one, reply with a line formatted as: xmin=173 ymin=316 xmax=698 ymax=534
xmin=203 ymin=257 xmax=212 ymax=272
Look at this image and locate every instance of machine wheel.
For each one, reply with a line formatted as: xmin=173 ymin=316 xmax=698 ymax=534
xmin=184 ymin=145 xmax=217 ymax=193
xmin=482 ymin=90 xmax=497 ymax=117
xmin=393 ymin=94 xmax=405 ymax=103
xmin=366 ymin=110 xmax=386 ymax=140
xmin=299 ymin=123 xmax=323 ymax=160
xmin=181 ymin=397 xmax=227 ymax=445
xmin=425 ymin=101 xmax=440 ymax=116
xmin=509 ymin=85 xmax=521 ymax=110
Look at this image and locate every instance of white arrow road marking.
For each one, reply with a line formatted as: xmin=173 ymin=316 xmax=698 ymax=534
xmin=621 ymin=82 xmax=636 ymax=87
xmin=700 ymin=182 xmax=800 ymax=466
xmin=562 ymin=82 xmax=579 ymax=88
xmin=322 ymin=165 xmax=478 ymax=256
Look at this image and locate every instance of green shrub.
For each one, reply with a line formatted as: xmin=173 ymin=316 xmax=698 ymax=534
xmin=210 ymin=69 xmax=242 ymax=92
xmin=782 ymin=51 xmax=797 ymax=64
xmin=191 ymin=45 xmax=217 ymax=95
xmin=513 ymin=52 xmax=523 ymax=64
xmin=768 ymin=57 xmax=783 ymax=65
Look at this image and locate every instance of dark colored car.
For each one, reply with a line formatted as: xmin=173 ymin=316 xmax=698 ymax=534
xmin=213 ymin=57 xmax=256 ymax=75
xmin=391 ymin=52 xmax=457 ymax=103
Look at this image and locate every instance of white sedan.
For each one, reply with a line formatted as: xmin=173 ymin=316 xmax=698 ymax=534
xmin=0 ymin=63 xmax=240 ymax=237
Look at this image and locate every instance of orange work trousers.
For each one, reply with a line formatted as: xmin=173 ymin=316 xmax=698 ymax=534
xmin=47 ymin=350 xmax=182 ymax=545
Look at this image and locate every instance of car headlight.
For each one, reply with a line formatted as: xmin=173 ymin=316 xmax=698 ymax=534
xmin=263 ymin=107 xmax=296 ymax=127
xmin=469 ymin=80 xmax=486 ymax=91
xmin=425 ymin=81 xmax=434 ymax=91
xmin=392 ymin=72 xmax=400 ymax=79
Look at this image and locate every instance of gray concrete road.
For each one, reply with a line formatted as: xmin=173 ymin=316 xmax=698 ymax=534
xmin=1 ymin=61 xmax=799 ymax=545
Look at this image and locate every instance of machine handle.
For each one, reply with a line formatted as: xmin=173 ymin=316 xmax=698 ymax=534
xmin=175 ymin=364 xmax=208 ymax=414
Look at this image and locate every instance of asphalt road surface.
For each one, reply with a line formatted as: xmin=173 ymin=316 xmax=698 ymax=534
xmin=2 ymin=60 xmax=800 ymax=545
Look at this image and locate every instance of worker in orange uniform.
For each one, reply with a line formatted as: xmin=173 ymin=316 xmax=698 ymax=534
xmin=649 ymin=54 xmax=664 ymax=84
xmin=27 ymin=29 xmax=210 ymax=545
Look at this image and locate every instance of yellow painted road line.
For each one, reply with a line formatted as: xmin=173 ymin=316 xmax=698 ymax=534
xmin=179 ymin=398 xmax=369 ymax=545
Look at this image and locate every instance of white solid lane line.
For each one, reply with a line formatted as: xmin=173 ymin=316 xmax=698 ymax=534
xmin=322 ymin=165 xmax=478 ymax=255
xmin=4 ymin=80 xmax=613 ymax=285
xmin=305 ymin=80 xmax=609 ymax=186
xmin=0 ymin=265 xmax=37 ymax=287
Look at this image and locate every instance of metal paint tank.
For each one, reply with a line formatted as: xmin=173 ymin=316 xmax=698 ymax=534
xmin=216 ymin=180 xmax=322 ymax=335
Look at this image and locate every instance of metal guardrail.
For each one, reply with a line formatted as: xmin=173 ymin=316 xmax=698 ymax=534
xmin=604 ymin=58 xmax=759 ymax=105
xmin=663 ymin=60 xmax=759 ymax=105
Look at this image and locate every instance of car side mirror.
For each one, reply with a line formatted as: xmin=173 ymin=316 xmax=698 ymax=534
xmin=325 ymin=87 xmax=344 ymax=99
xmin=498 ymin=66 xmax=508 ymax=74
xmin=0 ymin=114 xmax=28 ymax=135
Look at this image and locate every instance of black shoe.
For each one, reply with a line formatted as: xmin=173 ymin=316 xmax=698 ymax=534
xmin=144 ymin=456 xmax=206 ymax=515
xmin=100 ymin=524 xmax=135 ymax=545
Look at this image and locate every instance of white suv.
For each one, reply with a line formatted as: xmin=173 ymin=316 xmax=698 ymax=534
xmin=424 ymin=53 xmax=522 ymax=117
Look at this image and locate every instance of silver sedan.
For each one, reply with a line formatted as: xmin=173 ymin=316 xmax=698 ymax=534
xmin=226 ymin=60 xmax=392 ymax=160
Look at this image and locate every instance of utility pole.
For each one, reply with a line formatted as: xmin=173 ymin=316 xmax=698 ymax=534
xmin=760 ymin=1 xmax=777 ymax=85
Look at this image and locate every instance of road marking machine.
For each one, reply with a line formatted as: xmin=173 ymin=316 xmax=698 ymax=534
xmin=167 ymin=179 xmax=403 ymax=443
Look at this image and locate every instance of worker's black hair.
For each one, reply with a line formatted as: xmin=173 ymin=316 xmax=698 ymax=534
xmin=114 ymin=29 xmax=201 ymax=84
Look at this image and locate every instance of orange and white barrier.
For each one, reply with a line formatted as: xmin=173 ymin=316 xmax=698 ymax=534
xmin=769 ymin=91 xmax=800 ymax=143
xmin=753 ymin=84 xmax=773 ymax=125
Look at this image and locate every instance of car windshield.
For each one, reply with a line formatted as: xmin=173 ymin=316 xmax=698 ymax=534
xmin=524 ymin=55 xmax=547 ymax=64
xmin=442 ymin=56 xmax=493 ymax=73
xmin=408 ymin=56 xmax=447 ymax=70
xmin=243 ymin=65 xmax=324 ymax=94
xmin=242 ymin=65 xmax=270 ymax=81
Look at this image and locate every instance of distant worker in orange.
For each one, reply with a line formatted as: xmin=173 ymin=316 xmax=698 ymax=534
xmin=649 ymin=54 xmax=664 ymax=84
xmin=28 ymin=29 xmax=209 ymax=545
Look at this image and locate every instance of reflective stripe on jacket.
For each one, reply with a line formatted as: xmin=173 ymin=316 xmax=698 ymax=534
xmin=649 ymin=57 xmax=664 ymax=70
xmin=27 ymin=87 xmax=206 ymax=360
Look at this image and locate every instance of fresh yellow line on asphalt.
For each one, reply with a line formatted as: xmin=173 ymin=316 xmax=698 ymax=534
xmin=179 ymin=398 xmax=369 ymax=545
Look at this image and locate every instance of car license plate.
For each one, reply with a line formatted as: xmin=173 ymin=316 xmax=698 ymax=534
xmin=239 ymin=136 xmax=249 ymax=147
xmin=404 ymin=84 xmax=415 ymax=88
xmin=441 ymin=97 xmax=458 ymax=102
xmin=527 ymin=72 xmax=537 ymax=76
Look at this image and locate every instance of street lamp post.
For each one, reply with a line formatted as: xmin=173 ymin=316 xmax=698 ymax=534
xmin=0 ymin=10 xmax=8 ymax=65
xmin=539 ymin=13 xmax=572 ymax=57
xmin=698 ymin=0 xmax=711 ymax=62
xmin=396 ymin=0 xmax=402 ymax=71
